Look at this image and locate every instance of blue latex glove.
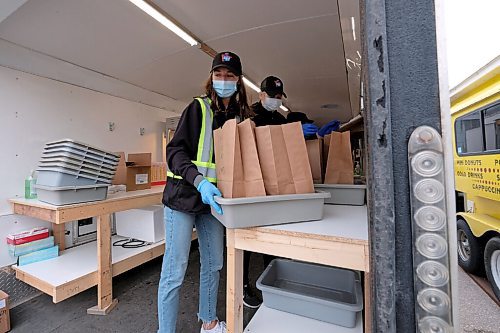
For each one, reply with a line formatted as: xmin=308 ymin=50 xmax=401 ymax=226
xmin=197 ymin=179 xmax=223 ymax=215
xmin=318 ymin=120 xmax=341 ymax=137
xmin=302 ymin=123 xmax=319 ymax=137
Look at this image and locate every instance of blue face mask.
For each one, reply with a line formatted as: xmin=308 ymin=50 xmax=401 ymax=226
xmin=213 ymin=80 xmax=237 ymax=98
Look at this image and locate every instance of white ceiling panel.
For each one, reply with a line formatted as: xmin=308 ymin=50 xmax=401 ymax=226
xmin=153 ymin=0 xmax=338 ymax=41
xmin=0 ymin=0 xmax=190 ymax=80
xmin=208 ymin=14 xmax=352 ymax=124
xmin=122 ymin=46 xmax=213 ymax=102
xmin=0 ymin=0 xmax=29 ymax=23
xmin=0 ymin=0 xmax=360 ymax=124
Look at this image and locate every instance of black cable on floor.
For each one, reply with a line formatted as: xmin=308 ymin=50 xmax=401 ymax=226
xmin=113 ymin=238 xmax=150 ymax=248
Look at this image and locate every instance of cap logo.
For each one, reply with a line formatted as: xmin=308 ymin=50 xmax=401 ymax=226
xmin=222 ymin=53 xmax=232 ymax=62
xmin=274 ymin=79 xmax=282 ymax=87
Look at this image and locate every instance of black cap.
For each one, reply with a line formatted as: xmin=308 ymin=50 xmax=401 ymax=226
xmin=260 ymin=76 xmax=287 ymax=98
xmin=211 ymin=51 xmax=242 ymax=76
xmin=287 ymin=112 xmax=314 ymax=124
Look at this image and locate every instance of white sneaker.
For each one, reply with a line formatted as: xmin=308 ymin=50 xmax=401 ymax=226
xmin=200 ymin=321 xmax=227 ymax=333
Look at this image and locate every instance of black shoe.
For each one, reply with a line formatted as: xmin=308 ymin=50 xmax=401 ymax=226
xmin=243 ymin=285 xmax=262 ymax=309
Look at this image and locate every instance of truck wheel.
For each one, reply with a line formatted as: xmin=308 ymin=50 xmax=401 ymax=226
xmin=484 ymin=237 xmax=500 ymax=301
xmin=457 ymin=218 xmax=484 ymax=274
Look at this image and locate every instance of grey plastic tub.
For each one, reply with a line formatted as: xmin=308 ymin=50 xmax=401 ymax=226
xmin=38 ymin=163 xmax=114 ymax=180
xmin=211 ymin=191 xmax=330 ymax=228
xmin=45 ymin=139 xmax=120 ymax=161
xmin=43 ymin=146 xmax=119 ymax=166
xmin=35 ymin=184 xmax=108 ymax=205
xmin=314 ymin=184 xmax=366 ymax=205
xmin=40 ymin=156 xmax=116 ymax=174
xmin=36 ymin=167 xmax=112 ymax=186
xmin=39 ymin=160 xmax=115 ymax=177
xmin=41 ymin=151 xmax=117 ymax=171
xmin=257 ymin=259 xmax=363 ymax=327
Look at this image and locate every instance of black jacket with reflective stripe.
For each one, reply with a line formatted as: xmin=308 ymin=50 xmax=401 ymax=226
xmin=162 ymin=96 xmax=242 ymax=215
xmin=251 ymin=101 xmax=288 ymax=127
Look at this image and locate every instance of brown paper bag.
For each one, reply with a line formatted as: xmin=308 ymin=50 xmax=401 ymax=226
xmin=306 ymin=139 xmax=323 ymax=184
xmin=214 ymin=119 xmax=245 ymax=198
xmin=214 ymin=119 xmax=266 ymax=198
xmin=255 ymin=125 xmax=295 ymax=195
xmin=322 ymin=134 xmax=331 ymax=175
xmin=324 ymin=131 xmax=354 ymax=184
xmin=237 ymin=119 xmax=266 ymax=197
xmin=282 ymin=122 xmax=315 ymax=194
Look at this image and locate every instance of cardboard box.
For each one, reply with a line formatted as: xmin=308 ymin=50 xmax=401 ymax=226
xmin=8 ymin=236 xmax=54 ymax=257
xmin=126 ymin=153 xmax=152 ymax=191
xmin=0 ymin=291 xmax=10 ymax=333
xmin=7 ymin=227 xmax=49 ymax=245
xmin=115 ymin=205 xmax=164 ymax=243
xmin=112 ymin=152 xmax=127 ymax=186
xmin=151 ymin=162 xmax=167 ymax=185
xmin=112 ymin=152 xmax=152 ymax=191
xmin=18 ymin=245 xmax=59 ymax=266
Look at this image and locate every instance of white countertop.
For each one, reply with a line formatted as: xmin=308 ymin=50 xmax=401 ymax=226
xmin=260 ymin=205 xmax=368 ymax=242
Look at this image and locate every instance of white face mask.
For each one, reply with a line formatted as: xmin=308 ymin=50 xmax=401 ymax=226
xmin=262 ymin=97 xmax=282 ymax=111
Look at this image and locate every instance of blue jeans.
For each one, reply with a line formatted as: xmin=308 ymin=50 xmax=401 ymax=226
xmin=158 ymin=206 xmax=224 ymax=333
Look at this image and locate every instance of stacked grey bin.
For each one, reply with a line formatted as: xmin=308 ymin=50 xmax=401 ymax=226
xmin=35 ymin=139 xmax=120 ymax=205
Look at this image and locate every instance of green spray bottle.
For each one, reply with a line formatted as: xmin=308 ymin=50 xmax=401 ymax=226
xmin=24 ymin=170 xmax=37 ymax=199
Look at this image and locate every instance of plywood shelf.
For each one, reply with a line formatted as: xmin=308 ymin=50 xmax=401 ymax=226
xmin=12 ymin=231 xmax=196 ymax=303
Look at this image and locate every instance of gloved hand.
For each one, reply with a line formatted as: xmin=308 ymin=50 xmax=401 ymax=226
xmin=197 ymin=179 xmax=223 ymax=215
xmin=318 ymin=120 xmax=341 ymax=137
xmin=302 ymin=123 xmax=319 ymax=137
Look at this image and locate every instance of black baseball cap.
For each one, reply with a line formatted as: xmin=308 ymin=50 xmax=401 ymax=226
xmin=287 ymin=112 xmax=314 ymax=124
xmin=260 ymin=76 xmax=287 ymax=98
xmin=211 ymin=51 xmax=242 ymax=76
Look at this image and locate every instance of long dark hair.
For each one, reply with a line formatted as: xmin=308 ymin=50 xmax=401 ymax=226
xmin=204 ymin=75 xmax=253 ymax=119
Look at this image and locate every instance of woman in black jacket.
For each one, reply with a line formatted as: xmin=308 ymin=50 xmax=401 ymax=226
xmin=158 ymin=52 xmax=251 ymax=333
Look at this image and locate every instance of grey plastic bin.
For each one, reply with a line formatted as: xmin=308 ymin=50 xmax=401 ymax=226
xmin=257 ymin=259 xmax=363 ymax=328
xmin=43 ymin=146 xmax=119 ymax=166
xmin=38 ymin=163 xmax=114 ymax=180
xmin=41 ymin=151 xmax=117 ymax=171
xmin=39 ymin=161 xmax=115 ymax=178
xmin=314 ymin=184 xmax=366 ymax=205
xmin=37 ymin=167 xmax=112 ymax=186
xmin=35 ymin=184 xmax=108 ymax=205
xmin=211 ymin=191 xmax=330 ymax=228
xmin=39 ymin=157 xmax=115 ymax=175
xmin=45 ymin=139 xmax=120 ymax=161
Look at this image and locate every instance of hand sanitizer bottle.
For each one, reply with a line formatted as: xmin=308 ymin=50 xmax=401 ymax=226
xmin=24 ymin=170 xmax=37 ymax=199
xmin=30 ymin=170 xmax=37 ymax=199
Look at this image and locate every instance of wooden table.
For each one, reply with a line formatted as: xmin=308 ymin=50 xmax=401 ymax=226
xmin=9 ymin=186 xmax=165 ymax=315
xmin=226 ymin=205 xmax=370 ymax=333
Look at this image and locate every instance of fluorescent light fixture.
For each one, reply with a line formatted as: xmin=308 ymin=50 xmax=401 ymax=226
xmin=242 ymin=76 xmax=261 ymax=93
xmin=129 ymin=0 xmax=198 ymax=46
xmin=351 ymin=16 xmax=356 ymax=41
xmin=280 ymin=105 xmax=289 ymax=112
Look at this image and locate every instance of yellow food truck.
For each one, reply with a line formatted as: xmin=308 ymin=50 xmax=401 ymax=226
xmin=451 ymin=55 xmax=500 ymax=300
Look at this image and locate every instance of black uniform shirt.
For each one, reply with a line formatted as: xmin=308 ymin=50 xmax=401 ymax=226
xmin=162 ymin=96 xmax=243 ymax=215
xmin=251 ymin=101 xmax=287 ymax=127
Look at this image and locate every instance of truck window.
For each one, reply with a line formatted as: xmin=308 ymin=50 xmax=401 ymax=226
xmin=455 ymin=110 xmax=483 ymax=154
xmin=484 ymin=103 xmax=500 ymax=151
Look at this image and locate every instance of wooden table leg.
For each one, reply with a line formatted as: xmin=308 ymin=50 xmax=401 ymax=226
xmin=52 ymin=224 xmax=66 ymax=251
xmin=226 ymin=229 xmax=243 ymax=333
xmin=364 ymin=271 xmax=372 ymax=333
xmin=87 ymin=214 xmax=118 ymax=315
